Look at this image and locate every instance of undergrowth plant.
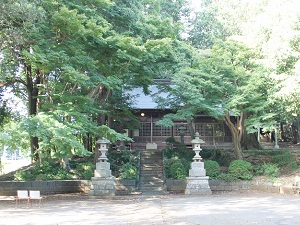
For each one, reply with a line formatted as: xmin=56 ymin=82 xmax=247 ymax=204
xmin=228 ymin=160 xmax=253 ymax=180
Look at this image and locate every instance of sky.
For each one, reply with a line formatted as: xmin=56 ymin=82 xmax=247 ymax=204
xmin=190 ymin=0 xmax=202 ymax=12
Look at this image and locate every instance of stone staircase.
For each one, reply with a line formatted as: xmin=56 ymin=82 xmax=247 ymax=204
xmin=139 ymin=150 xmax=166 ymax=194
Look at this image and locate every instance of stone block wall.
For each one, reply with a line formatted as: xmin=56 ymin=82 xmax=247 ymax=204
xmin=0 ymin=179 xmax=137 ymax=196
xmin=0 ymin=180 xmax=91 ymax=196
xmin=165 ymin=179 xmax=187 ymax=193
xmin=114 ymin=179 xmax=137 ymax=195
xmin=165 ymin=179 xmax=300 ymax=195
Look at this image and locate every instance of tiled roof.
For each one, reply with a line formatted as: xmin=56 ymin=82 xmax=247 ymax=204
xmin=128 ymin=85 xmax=169 ymax=109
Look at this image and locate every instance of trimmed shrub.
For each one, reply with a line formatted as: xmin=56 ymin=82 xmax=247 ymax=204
xmin=228 ymin=160 xmax=253 ymax=180
xmin=204 ymin=160 xmax=220 ymax=178
xmin=164 ymin=158 xmax=190 ymax=179
xmin=217 ymin=173 xmax=237 ymax=182
xmin=169 ymin=161 xmax=186 ymax=180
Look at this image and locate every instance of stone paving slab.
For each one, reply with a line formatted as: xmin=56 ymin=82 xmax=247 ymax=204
xmin=0 ymin=191 xmax=299 ymax=225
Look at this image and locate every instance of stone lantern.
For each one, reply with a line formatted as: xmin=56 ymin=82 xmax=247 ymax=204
xmin=97 ymin=137 xmax=110 ymax=162
xmin=89 ymin=137 xmax=115 ymax=196
xmin=185 ymin=132 xmax=212 ymax=195
xmin=191 ymin=132 xmax=204 ymax=162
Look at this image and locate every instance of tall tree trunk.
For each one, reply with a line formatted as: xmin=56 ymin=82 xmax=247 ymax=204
xmin=187 ymin=119 xmax=195 ymax=139
xmin=292 ymin=119 xmax=300 ymax=144
xmin=241 ymin=112 xmax=261 ymax=149
xmin=224 ymin=111 xmax=243 ymax=160
xmin=26 ymin=65 xmax=41 ymax=162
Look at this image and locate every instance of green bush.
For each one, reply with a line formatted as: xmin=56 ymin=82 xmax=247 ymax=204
xmin=271 ymin=153 xmax=298 ymax=172
xmin=163 ymin=143 xmax=194 ymax=161
xmin=254 ymin=163 xmax=280 ymax=178
xmin=14 ymin=170 xmax=35 ymax=181
xmin=200 ymin=149 xmax=213 ymax=159
xmin=107 ymin=150 xmax=139 ymax=178
xmin=228 ymin=160 xmax=253 ymax=180
xmin=164 ymin=158 xmax=190 ymax=179
xmin=204 ymin=160 xmax=220 ymax=178
xmin=119 ymin=163 xmax=138 ymax=179
xmin=75 ymin=162 xmax=95 ymax=180
xmin=14 ymin=160 xmax=73 ymax=181
xmin=217 ymin=173 xmax=237 ymax=182
xmin=213 ymin=150 xmax=233 ymax=167
xmin=169 ymin=161 xmax=186 ymax=179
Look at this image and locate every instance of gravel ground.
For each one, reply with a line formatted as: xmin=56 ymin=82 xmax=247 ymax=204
xmin=0 ymin=191 xmax=299 ymax=225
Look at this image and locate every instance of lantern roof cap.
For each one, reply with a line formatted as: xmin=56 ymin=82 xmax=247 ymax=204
xmin=96 ymin=137 xmax=111 ymax=144
xmin=191 ymin=132 xmax=205 ymax=144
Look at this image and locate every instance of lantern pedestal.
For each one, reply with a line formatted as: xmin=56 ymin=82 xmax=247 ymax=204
xmin=185 ymin=162 xmax=212 ymax=195
xmin=89 ymin=138 xmax=115 ymax=196
xmin=185 ymin=132 xmax=212 ymax=195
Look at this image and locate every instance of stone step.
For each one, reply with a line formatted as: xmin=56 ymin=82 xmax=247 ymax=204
xmin=140 ymin=175 xmax=164 ymax=180
xmin=140 ymin=164 xmax=163 ymax=168
xmin=140 ymin=172 xmax=163 ymax=176
xmin=140 ymin=158 xmax=163 ymax=163
xmin=140 ymin=162 xmax=163 ymax=166
xmin=140 ymin=181 xmax=164 ymax=186
xmin=139 ymin=149 xmax=164 ymax=192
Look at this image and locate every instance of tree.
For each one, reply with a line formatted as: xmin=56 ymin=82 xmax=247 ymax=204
xmin=187 ymin=0 xmax=229 ymax=49
xmin=0 ymin=0 xmax=141 ymax=162
xmin=158 ymin=39 xmax=268 ymax=159
xmin=0 ymin=0 xmax=191 ymax=164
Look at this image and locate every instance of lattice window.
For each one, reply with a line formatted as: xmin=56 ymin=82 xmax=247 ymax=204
xmin=195 ymin=124 xmax=213 ymax=136
xmin=161 ymin=126 xmax=172 ymax=136
xmin=153 ymin=124 xmax=161 ymax=136
xmin=214 ymin=123 xmax=224 ymax=136
xmin=173 ymin=123 xmax=190 ymax=136
xmin=140 ymin=123 xmax=151 ymax=136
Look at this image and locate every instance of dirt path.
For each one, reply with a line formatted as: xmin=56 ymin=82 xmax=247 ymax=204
xmin=0 ymin=191 xmax=299 ymax=225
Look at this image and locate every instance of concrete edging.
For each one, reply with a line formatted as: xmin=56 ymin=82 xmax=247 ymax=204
xmin=166 ymin=179 xmax=300 ymax=195
xmin=0 ymin=179 xmax=137 ymax=196
xmin=0 ymin=179 xmax=299 ymax=196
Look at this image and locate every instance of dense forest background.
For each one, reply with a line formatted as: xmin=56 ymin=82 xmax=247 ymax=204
xmin=0 ymin=0 xmax=299 ymax=163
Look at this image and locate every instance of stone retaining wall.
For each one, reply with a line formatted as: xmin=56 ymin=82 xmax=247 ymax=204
xmin=0 ymin=179 xmax=137 ymax=196
xmin=166 ymin=179 xmax=300 ymax=195
xmin=0 ymin=179 xmax=298 ymax=196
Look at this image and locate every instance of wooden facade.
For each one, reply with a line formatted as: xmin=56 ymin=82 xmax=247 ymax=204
xmin=125 ymin=110 xmax=232 ymax=150
xmin=121 ymin=83 xmax=233 ymax=150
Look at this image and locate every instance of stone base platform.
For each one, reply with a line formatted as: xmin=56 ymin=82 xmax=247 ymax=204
xmin=185 ymin=176 xmax=212 ymax=195
xmin=89 ymin=177 xmax=115 ymax=196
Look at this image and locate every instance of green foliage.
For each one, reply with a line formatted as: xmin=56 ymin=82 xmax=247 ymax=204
xmin=107 ymin=150 xmax=139 ymax=178
xmin=271 ymin=153 xmax=298 ymax=172
xmin=119 ymin=163 xmax=138 ymax=179
xmin=200 ymin=149 xmax=213 ymax=160
xmin=163 ymin=142 xmax=194 ymax=161
xmin=14 ymin=161 xmax=73 ymax=181
xmin=163 ymin=141 xmax=193 ymax=180
xmin=204 ymin=160 xmax=220 ymax=178
xmin=165 ymin=137 xmax=177 ymax=144
xmin=164 ymin=158 xmax=190 ymax=179
xmin=246 ymin=150 xmax=286 ymax=156
xmin=217 ymin=173 xmax=237 ymax=182
xmin=74 ymin=162 xmax=95 ymax=180
xmin=213 ymin=150 xmax=234 ymax=167
xmin=254 ymin=163 xmax=280 ymax=178
xmin=169 ymin=161 xmax=187 ymax=180
xmin=228 ymin=160 xmax=253 ymax=180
